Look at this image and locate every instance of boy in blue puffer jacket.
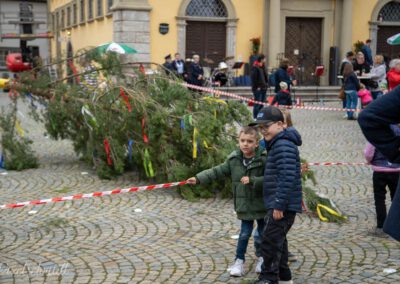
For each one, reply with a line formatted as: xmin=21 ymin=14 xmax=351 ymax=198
xmin=249 ymin=106 xmax=302 ymax=284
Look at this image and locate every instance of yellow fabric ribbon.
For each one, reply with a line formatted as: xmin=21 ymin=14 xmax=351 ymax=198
xmin=316 ymin=204 xmax=347 ymax=222
xmin=201 ymin=96 xmax=227 ymax=105
xmin=15 ymin=119 xmax=24 ymax=137
xmin=193 ymin=128 xmax=198 ymax=159
xmin=143 ymin=149 xmax=155 ymax=177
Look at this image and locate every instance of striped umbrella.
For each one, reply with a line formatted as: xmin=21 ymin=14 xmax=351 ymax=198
xmin=97 ymin=42 xmax=137 ymax=54
xmin=387 ymin=33 xmax=400 ymax=45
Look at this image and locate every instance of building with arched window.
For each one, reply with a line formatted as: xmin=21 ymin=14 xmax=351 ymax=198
xmin=48 ymin=0 xmax=400 ymax=86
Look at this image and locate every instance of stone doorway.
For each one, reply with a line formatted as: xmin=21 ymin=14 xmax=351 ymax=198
xmin=377 ymin=25 xmax=400 ymax=62
xmin=284 ymin=17 xmax=322 ymax=86
xmin=185 ymin=21 xmax=226 ymax=69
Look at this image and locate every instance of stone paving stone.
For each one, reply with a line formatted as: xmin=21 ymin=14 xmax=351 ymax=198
xmin=1 ymin=96 xmax=400 ymax=283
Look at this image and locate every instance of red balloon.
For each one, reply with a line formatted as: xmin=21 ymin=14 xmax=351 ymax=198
xmin=6 ymin=53 xmax=32 ymax=72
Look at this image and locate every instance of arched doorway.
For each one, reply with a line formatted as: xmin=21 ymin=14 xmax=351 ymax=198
xmin=371 ymin=1 xmax=400 ymax=63
xmin=176 ymin=0 xmax=237 ymax=68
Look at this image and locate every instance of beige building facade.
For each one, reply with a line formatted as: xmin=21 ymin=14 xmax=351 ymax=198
xmin=49 ymin=0 xmax=400 ymax=85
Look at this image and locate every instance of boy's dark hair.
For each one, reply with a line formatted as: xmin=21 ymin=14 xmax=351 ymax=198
xmin=239 ymin=126 xmax=259 ymax=138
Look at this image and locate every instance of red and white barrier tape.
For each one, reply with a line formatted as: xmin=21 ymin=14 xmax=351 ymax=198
xmin=0 ymin=162 xmax=370 ymax=210
xmin=182 ymin=82 xmax=360 ymax=113
xmin=305 ymin=162 xmax=369 ymax=166
xmin=0 ymin=181 xmax=187 ymax=210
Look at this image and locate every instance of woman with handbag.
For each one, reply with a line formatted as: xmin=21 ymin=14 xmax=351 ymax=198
xmin=343 ymin=63 xmax=360 ymax=120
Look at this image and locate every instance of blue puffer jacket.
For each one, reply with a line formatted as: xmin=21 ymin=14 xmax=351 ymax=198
xmin=263 ymin=127 xmax=303 ymax=213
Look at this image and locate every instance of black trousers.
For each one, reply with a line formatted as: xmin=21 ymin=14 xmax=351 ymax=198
xmin=259 ymin=210 xmax=296 ymax=283
xmin=373 ymin=172 xmax=399 ymax=228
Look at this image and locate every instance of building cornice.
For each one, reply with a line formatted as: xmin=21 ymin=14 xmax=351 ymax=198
xmin=111 ymin=0 xmax=152 ymax=11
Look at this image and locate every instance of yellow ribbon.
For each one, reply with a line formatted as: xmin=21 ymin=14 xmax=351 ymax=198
xmin=15 ymin=119 xmax=24 ymax=137
xmin=316 ymin=204 xmax=347 ymax=222
xmin=193 ymin=128 xmax=198 ymax=159
xmin=203 ymin=140 xmax=210 ymax=149
xmin=201 ymin=96 xmax=227 ymax=105
xmin=143 ymin=149 xmax=155 ymax=177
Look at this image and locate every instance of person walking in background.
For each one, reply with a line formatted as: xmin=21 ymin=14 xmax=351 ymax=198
xmin=364 ymin=124 xmax=400 ymax=237
xmin=187 ymin=127 xmax=267 ymax=277
xmin=172 ymin=53 xmax=187 ymax=81
xmin=369 ymin=55 xmax=387 ymax=100
xmin=339 ymin=51 xmax=355 ymax=110
xmin=361 ymin=39 xmax=373 ymax=66
xmin=274 ymin=58 xmax=296 ymax=93
xmin=251 ymin=54 xmax=268 ymax=119
xmin=343 ymin=63 xmax=360 ymax=120
xmin=387 ymin=59 xmax=400 ymax=91
xmin=190 ymin=54 xmax=204 ymax=87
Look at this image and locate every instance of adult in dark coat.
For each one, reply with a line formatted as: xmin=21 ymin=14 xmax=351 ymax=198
xmin=189 ymin=54 xmax=204 ymax=86
xmin=358 ymin=86 xmax=400 ymax=241
xmin=162 ymin=54 xmax=174 ymax=75
xmin=172 ymin=53 xmax=187 ymax=80
xmin=352 ymin=52 xmax=371 ymax=87
xmin=250 ymin=54 xmax=268 ymax=119
xmin=361 ymin=39 xmax=373 ymax=66
xmin=274 ymin=58 xmax=296 ymax=93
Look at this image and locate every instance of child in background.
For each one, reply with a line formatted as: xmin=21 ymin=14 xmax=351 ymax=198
xmin=187 ymin=127 xmax=267 ymax=277
xmin=357 ymin=83 xmax=373 ymax=109
xmin=271 ymin=82 xmax=292 ymax=107
xmin=250 ymin=106 xmax=302 ymax=284
xmin=364 ymin=124 xmax=400 ymax=237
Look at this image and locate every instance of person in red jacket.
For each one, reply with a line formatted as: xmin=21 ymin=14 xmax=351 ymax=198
xmin=387 ymin=59 xmax=400 ymax=91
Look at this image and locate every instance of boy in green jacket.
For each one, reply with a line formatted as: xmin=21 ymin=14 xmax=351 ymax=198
xmin=187 ymin=126 xmax=267 ymax=277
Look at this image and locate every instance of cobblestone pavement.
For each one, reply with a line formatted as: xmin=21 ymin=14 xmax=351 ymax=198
xmin=0 ymin=94 xmax=400 ymax=284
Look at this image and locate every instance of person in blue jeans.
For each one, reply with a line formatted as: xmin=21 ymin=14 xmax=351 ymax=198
xmin=251 ymin=55 xmax=268 ymax=118
xmin=187 ymin=127 xmax=267 ymax=276
xmin=343 ymin=63 xmax=360 ymax=120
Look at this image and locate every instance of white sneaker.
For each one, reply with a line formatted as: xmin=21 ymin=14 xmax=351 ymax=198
xmin=279 ymin=280 xmax=294 ymax=284
xmin=255 ymin=256 xmax=263 ymax=273
xmin=229 ymin=259 xmax=244 ymax=277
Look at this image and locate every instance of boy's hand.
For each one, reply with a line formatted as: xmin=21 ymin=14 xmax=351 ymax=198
xmin=240 ymin=176 xmax=250 ymax=184
xmin=187 ymin=177 xmax=197 ymax=185
xmin=273 ymin=209 xmax=284 ymax=220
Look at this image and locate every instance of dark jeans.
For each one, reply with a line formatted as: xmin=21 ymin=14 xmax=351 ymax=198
xmin=253 ymin=89 xmax=267 ymax=118
xmin=236 ymin=219 xmax=265 ymax=261
xmin=384 ymin=175 xmax=400 ymax=241
xmin=259 ymin=210 xmax=296 ymax=283
xmin=373 ymin=172 xmax=399 ymax=228
xmin=345 ymin=90 xmax=358 ymax=119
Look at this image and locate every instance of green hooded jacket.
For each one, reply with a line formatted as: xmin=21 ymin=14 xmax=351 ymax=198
xmin=196 ymin=147 xmax=267 ymax=220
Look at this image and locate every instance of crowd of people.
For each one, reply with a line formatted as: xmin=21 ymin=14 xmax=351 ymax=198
xmin=162 ymin=43 xmax=400 ymax=284
xmin=162 ymin=53 xmax=229 ymax=87
xmin=339 ymin=39 xmax=400 ymax=120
